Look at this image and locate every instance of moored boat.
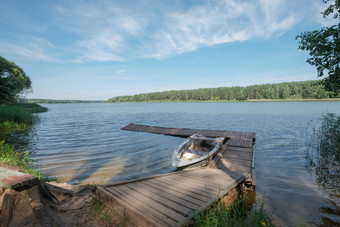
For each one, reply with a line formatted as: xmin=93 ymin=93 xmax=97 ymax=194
xmin=172 ymin=134 xmax=225 ymax=170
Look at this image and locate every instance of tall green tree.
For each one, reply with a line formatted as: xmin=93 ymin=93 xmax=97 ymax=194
xmin=0 ymin=56 xmax=32 ymax=104
xmin=296 ymin=0 xmax=340 ymax=95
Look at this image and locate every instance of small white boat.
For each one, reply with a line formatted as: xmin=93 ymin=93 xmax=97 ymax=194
xmin=172 ymin=134 xmax=225 ymax=169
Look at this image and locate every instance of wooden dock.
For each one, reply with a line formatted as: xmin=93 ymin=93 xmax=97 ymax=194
xmin=95 ymin=124 xmax=256 ymax=226
xmin=121 ymin=123 xmax=255 ymax=148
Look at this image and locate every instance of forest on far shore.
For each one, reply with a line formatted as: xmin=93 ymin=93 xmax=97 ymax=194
xmin=108 ymin=80 xmax=339 ymax=103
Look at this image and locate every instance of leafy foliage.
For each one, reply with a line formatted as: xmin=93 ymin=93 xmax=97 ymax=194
xmin=0 ymin=56 xmax=32 ymax=104
xmin=108 ymin=80 xmax=334 ymax=102
xmin=296 ymin=0 xmax=340 ymax=95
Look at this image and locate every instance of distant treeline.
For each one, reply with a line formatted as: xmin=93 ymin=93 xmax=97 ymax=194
xmin=108 ymin=80 xmax=338 ymax=103
xmin=24 ymin=99 xmax=105 ymax=104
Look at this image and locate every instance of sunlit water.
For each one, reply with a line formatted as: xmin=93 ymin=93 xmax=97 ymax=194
xmin=5 ymin=102 xmax=340 ymax=226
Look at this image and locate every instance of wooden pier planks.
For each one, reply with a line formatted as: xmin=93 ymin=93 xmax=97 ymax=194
xmin=0 ymin=167 xmax=38 ymax=189
xmin=121 ymin=124 xmax=256 ymax=148
xmin=96 ymin=142 xmax=255 ymax=226
xmin=97 ymin=167 xmax=248 ymax=227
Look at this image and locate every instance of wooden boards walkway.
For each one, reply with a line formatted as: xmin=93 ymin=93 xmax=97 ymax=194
xmin=95 ymin=124 xmax=256 ymax=226
xmin=0 ymin=167 xmax=38 ymax=189
xmin=121 ymin=123 xmax=255 ymax=148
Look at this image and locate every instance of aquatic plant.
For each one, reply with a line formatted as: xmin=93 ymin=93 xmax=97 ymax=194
xmin=13 ymin=102 xmax=48 ymax=113
xmin=305 ymin=113 xmax=340 ymax=193
xmin=0 ymin=105 xmax=33 ymax=124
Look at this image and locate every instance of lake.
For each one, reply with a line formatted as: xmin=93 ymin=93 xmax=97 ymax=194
xmin=11 ymin=102 xmax=340 ymax=226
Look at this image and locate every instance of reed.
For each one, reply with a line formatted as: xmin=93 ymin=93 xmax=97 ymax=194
xmin=0 ymin=105 xmax=33 ymax=124
xmin=14 ymin=103 xmax=48 ymax=113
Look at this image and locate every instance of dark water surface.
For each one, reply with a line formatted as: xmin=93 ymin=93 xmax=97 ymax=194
xmin=25 ymin=102 xmax=340 ymax=226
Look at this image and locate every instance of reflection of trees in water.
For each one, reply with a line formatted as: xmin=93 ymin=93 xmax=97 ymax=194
xmin=0 ymin=124 xmax=36 ymax=153
xmin=305 ymin=113 xmax=340 ymax=194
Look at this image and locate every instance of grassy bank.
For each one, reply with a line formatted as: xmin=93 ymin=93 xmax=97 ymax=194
xmin=0 ymin=103 xmax=52 ymax=180
xmin=0 ymin=141 xmax=48 ymax=180
xmin=0 ymin=103 xmax=47 ymax=129
xmin=14 ymin=102 xmax=48 ymax=113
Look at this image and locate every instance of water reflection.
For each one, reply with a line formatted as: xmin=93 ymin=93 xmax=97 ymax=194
xmin=305 ymin=113 xmax=340 ymax=225
xmin=0 ymin=123 xmax=36 ymax=152
xmin=6 ymin=102 xmax=340 ymax=226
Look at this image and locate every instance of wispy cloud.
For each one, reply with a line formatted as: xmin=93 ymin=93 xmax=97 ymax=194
xmin=0 ymin=40 xmax=55 ymax=62
xmin=50 ymin=1 xmax=146 ymax=62
xmin=6 ymin=0 xmax=321 ymax=63
xmin=143 ymin=0 xmax=299 ymax=58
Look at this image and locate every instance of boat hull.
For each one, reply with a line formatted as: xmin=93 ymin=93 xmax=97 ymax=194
xmin=172 ymin=134 xmax=224 ymax=169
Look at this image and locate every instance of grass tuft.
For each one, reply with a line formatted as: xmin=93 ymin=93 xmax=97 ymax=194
xmin=0 ymin=140 xmax=57 ymax=182
xmin=194 ymin=194 xmax=274 ymax=227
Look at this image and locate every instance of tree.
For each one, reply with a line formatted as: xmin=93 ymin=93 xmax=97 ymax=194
xmin=0 ymin=56 xmax=32 ymax=104
xmin=296 ymin=0 xmax=340 ymax=95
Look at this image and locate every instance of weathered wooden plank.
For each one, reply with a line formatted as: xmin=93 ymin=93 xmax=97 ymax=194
xmin=178 ymin=170 xmax=243 ymax=184
xmin=108 ymin=186 xmax=178 ymax=226
xmin=146 ymin=179 xmax=209 ymax=205
xmin=125 ymin=182 xmax=193 ymax=217
xmin=0 ymin=167 xmax=38 ymax=189
xmin=121 ymin=124 xmax=255 ymax=147
xmin=178 ymin=171 xmax=246 ymax=189
xmin=185 ymin=172 xmax=247 ymax=222
xmin=97 ymin=187 xmax=165 ymax=227
xmin=151 ymin=178 xmax=213 ymax=202
xmin=104 ymin=188 xmax=170 ymax=226
xmin=227 ymin=146 xmax=253 ymax=152
xmin=217 ymin=157 xmax=252 ymax=168
xmin=159 ymin=174 xmax=222 ymax=197
xmin=142 ymin=180 xmax=206 ymax=207
xmin=115 ymin=184 xmax=187 ymax=224
xmin=224 ymin=150 xmax=253 ymax=162
xmin=163 ymin=173 xmax=227 ymax=191
xmin=136 ymin=181 xmax=200 ymax=210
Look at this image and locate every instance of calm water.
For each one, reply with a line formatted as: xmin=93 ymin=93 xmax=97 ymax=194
xmin=12 ymin=102 xmax=340 ymax=226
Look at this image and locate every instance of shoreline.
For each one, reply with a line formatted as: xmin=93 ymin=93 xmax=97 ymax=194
xmin=106 ymin=98 xmax=340 ymax=104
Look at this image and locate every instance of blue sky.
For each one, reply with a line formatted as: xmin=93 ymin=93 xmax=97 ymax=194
xmin=0 ymin=0 xmax=334 ymax=100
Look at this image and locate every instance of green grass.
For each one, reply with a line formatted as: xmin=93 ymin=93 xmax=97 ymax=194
xmin=0 ymin=140 xmax=56 ymax=181
xmin=194 ymin=195 xmax=274 ymax=227
xmin=91 ymin=197 xmax=116 ymax=225
xmin=0 ymin=103 xmax=54 ymax=181
xmin=0 ymin=103 xmax=47 ymax=130
xmin=13 ymin=103 xmax=48 ymax=113
xmin=0 ymin=120 xmax=27 ymax=130
xmin=0 ymin=105 xmax=34 ymax=124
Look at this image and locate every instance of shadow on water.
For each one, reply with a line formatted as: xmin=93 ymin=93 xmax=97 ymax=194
xmin=65 ymin=131 xmax=179 ymax=185
xmin=305 ymin=113 xmax=340 ymax=225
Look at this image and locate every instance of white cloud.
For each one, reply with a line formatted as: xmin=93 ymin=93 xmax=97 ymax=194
xmin=0 ymin=41 xmax=54 ymax=62
xmin=141 ymin=0 xmax=300 ymax=58
xmin=47 ymin=0 xmax=318 ymax=61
